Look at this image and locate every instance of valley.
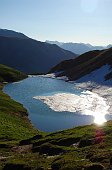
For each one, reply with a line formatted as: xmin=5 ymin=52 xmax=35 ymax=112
xmin=1 ymin=0 xmax=112 ymax=168
xmin=0 ymin=29 xmax=112 ymax=170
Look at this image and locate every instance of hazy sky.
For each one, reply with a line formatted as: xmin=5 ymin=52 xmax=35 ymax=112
xmin=0 ymin=0 xmax=112 ymax=45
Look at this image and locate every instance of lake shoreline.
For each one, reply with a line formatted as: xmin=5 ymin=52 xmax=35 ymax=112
xmin=3 ymin=76 xmax=99 ymax=132
xmin=4 ymin=74 xmax=112 ymax=132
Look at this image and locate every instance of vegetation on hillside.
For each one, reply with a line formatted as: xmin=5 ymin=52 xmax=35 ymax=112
xmin=1 ymin=121 xmax=112 ymax=170
xmin=0 ymin=65 xmax=38 ymax=169
xmin=0 ymin=64 xmax=37 ymax=142
xmin=0 ymin=64 xmax=27 ymax=82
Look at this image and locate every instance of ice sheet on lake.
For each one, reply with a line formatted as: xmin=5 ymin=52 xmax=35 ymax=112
xmin=33 ymin=91 xmax=110 ymax=119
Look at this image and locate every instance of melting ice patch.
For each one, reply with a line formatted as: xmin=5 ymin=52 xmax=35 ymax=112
xmin=33 ymin=91 xmax=110 ymax=125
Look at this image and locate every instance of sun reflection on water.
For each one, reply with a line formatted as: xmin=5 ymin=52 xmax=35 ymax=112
xmin=94 ymin=113 xmax=107 ymax=126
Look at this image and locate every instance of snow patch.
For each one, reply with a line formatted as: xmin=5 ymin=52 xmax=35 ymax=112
xmin=76 ymin=65 xmax=111 ymax=84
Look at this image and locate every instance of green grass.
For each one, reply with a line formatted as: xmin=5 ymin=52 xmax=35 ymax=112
xmin=0 ymin=64 xmax=37 ymax=141
xmin=0 ymin=64 xmax=27 ymax=82
xmin=0 ymin=65 xmax=38 ymax=168
xmin=0 ymin=84 xmax=37 ymax=142
xmin=1 ymin=122 xmax=112 ymax=169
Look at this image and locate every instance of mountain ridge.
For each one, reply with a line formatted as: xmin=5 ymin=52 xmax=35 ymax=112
xmin=46 ymin=40 xmax=111 ymax=55
xmin=0 ymin=33 xmax=76 ymax=74
xmin=0 ymin=28 xmax=28 ymax=39
xmin=50 ymin=48 xmax=112 ymax=83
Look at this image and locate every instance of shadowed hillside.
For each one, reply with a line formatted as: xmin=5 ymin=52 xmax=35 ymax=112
xmin=0 ymin=35 xmax=76 ymax=74
xmin=0 ymin=64 xmax=27 ymax=82
xmin=50 ymin=48 xmax=112 ymax=81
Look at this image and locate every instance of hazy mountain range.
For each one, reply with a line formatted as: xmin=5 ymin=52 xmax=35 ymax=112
xmin=0 ymin=29 xmax=76 ymax=74
xmin=46 ymin=40 xmax=112 ymax=55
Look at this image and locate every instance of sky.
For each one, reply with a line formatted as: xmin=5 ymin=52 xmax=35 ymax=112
xmin=0 ymin=0 xmax=112 ymax=45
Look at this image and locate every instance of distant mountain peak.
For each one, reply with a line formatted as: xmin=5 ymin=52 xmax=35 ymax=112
xmin=0 ymin=28 xmax=28 ymax=39
xmin=46 ymin=40 xmax=63 ymax=46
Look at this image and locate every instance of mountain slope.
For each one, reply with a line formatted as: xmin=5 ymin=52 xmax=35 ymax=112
xmin=50 ymin=48 xmax=112 ymax=83
xmin=0 ymin=29 xmax=28 ymax=39
xmin=0 ymin=36 xmax=76 ymax=74
xmin=46 ymin=40 xmax=107 ymax=55
xmin=0 ymin=64 xmax=27 ymax=82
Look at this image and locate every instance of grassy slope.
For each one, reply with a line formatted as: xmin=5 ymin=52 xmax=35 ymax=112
xmin=0 ymin=65 xmax=38 ymax=169
xmin=0 ymin=64 xmax=112 ymax=170
xmin=0 ymin=64 xmax=27 ymax=82
xmin=0 ymin=84 xmax=37 ymax=141
xmin=3 ymin=122 xmax=112 ymax=170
